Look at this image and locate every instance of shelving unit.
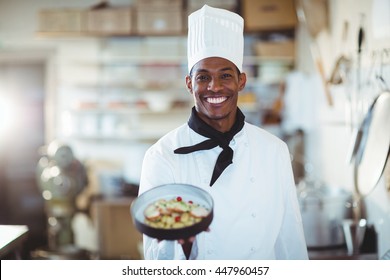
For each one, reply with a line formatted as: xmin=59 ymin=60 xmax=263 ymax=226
xmin=35 ymin=0 xmax=298 ymax=149
xmin=55 ymin=37 xmax=295 ymax=144
xmin=56 ymin=41 xmax=192 ymax=143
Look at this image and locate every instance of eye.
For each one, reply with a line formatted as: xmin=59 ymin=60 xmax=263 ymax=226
xmin=195 ymin=74 xmax=210 ymax=82
xmin=221 ymin=73 xmax=233 ymax=79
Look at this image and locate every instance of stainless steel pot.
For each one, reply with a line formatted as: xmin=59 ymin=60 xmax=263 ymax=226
xmin=297 ymin=181 xmax=353 ymax=248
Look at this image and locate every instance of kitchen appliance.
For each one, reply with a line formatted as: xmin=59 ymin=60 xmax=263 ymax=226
xmin=297 ymin=180 xmax=353 ymax=248
xmin=34 ymin=140 xmax=89 ymax=259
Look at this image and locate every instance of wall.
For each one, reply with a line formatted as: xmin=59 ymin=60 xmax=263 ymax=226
xmin=0 ymin=61 xmax=47 ymax=256
xmin=0 ymin=0 xmax=155 ymax=177
xmin=294 ymin=0 xmax=390 ymax=257
xmin=1 ymin=0 xmax=389 ymax=257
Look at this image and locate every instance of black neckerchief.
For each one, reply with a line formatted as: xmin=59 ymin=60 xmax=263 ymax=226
xmin=174 ymin=106 xmax=245 ymax=186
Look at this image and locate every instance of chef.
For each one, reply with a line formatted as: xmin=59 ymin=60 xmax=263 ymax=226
xmin=138 ymin=5 xmax=308 ymax=260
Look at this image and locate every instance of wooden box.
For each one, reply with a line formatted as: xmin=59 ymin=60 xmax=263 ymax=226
xmin=242 ymin=0 xmax=298 ymax=31
xmin=135 ymin=0 xmax=183 ymax=35
xmin=85 ymin=7 xmax=134 ymax=35
xmin=93 ymin=198 xmax=143 ymax=259
xmin=254 ymin=40 xmax=295 ymax=58
xmin=38 ymin=9 xmax=86 ymax=33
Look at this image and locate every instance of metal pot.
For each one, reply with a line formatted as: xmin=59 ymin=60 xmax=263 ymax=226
xmin=297 ymin=180 xmax=353 ymax=248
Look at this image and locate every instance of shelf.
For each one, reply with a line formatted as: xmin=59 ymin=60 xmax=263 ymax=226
xmin=73 ymin=56 xmax=187 ymax=65
xmin=308 ymin=247 xmax=378 ymax=260
xmin=67 ymin=106 xmax=191 ymax=115
xmin=243 ymin=56 xmax=295 ymax=65
xmin=53 ymin=33 xmax=294 ymax=148
xmin=36 ymin=31 xmax=187 ymax=39
xmin=70 ymin=55 xmax=294 ymax=66
xmin=65 ymin=81 xmax=186 ymax=91
xmin=64 ymin=129 xmax=177 ymax=142
xmin=61 ymin=104 xmax=191 ymax=142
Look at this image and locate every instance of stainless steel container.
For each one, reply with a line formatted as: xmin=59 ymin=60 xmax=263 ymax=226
xmin=297 ymin=181 xmax=353 ymax=248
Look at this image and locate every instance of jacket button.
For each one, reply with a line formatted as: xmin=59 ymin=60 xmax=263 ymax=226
xmin=250 ymin=177 xmax=255 ymax=183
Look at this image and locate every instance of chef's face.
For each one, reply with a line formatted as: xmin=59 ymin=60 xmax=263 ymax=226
xmin=186 ymin=57 xmax=246 ymax=132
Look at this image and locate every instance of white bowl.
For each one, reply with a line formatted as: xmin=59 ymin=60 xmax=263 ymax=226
xmin=143 ymin=91 xmax=174 ymax=112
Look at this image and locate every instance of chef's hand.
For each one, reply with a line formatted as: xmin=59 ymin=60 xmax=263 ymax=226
xmin=157 ymin=228 xmax=210 ymax=243
xmin=179 ymin=228 xmax=210 ymax=259
xmin=178 ymin=236 xmax=195 ymax=245
xmin=177 ymin=227 xmax=210 ymax=245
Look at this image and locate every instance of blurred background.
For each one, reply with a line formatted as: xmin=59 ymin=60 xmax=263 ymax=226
xmin=0 ymin=0 xmax=389 ymax=260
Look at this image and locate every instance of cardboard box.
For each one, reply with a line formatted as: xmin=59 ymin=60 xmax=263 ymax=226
xmin=187 ymin=0 xmax=238 ymax=15
xmin=93 ymin=197 xmax=143 ymax=259
xmin=135 ymin=0 xmax=182 ymax=9
xmin=85 ymin=7 xmax=134 ymax=35
xmin=38 ymin=9 xmax=86 ymax=33
xmin=254 ymin=40 xmax=295 ymax=58
xmin=135 ymin=0 xmax=183 ymax=35
xmin=242 ymin=0 xmax=298 ymax=31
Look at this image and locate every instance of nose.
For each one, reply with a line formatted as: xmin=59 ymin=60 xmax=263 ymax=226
xmin=207 ymin=77 xmax=223 ymax=92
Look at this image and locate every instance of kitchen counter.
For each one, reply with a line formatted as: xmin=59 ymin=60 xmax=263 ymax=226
xmin=0 ymin=225 xmax=29 ymax=259
xmin=309 ymin=248 xmax=378 ymax=260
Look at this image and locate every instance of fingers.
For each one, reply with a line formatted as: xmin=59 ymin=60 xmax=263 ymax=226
xmin=158 ymin=228 xmax=210 ymax=244
xmin=178 ymin=236 xmax=195 ymax=245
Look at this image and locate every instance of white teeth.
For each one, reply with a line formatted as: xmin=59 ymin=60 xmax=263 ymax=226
xmin=206 ymin=97 xmax=227 ymax=104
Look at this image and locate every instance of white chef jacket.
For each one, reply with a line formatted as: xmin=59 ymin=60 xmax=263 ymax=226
xmin=139 ymin=121 xmax=308 ymax=260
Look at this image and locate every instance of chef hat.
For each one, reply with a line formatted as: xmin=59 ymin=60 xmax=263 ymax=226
xmin=187 ymin=5 xmax=244 ymax=73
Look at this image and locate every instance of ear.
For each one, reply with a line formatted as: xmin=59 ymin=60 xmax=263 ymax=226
xmin=185 ymin=75 xmax=193 ymax=94
xmin=238 ymin=72 xmax=247 ymax=91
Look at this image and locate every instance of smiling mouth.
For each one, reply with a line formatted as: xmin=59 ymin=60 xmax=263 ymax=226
xmin=206 ymin=96 xmax=228 ymax=104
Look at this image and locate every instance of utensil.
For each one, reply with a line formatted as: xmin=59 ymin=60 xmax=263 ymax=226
xmin=350 ymin=91 xmax=390 ymax=197
xmin=130 ymin=184 xmax=214 ymax=240
xmin=355 ymin=14 xmax=366 ymax=124
xmin=342 ymin=218 xmax=367 ymax=255
xmin=329 ymin=21 xmax=352 ymax=85
xmin=311 ymin=41 xmax=333 ymax=106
